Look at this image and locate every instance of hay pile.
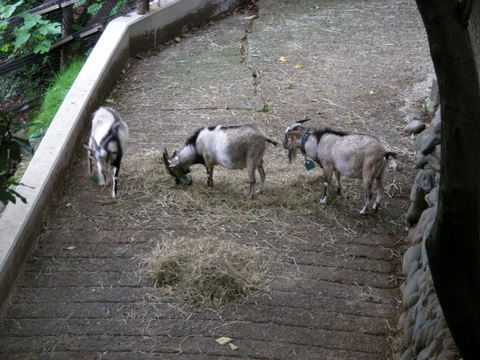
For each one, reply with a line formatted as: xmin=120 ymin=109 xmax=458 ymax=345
xmin=143 ymin=237 xmax=270 ymax=307
xmin=118 ymin=149 xmax=361 ymax=226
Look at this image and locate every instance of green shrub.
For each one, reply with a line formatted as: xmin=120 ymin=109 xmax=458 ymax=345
xmin=0 ymin=111 xmax=33 ymax=205
xmin=28 ymin=58 xmax=85 ymax=142
xmin=0 ymin=0 xmax=61 ymax=59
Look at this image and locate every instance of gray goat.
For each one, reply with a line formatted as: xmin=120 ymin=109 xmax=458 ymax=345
xmin=163 ymin=125 xmax=278 ymax=199
xmin=284 ymin=120 xmax=397 ymax=214
xmin=84 ymin=107 xmax=128 ymax=198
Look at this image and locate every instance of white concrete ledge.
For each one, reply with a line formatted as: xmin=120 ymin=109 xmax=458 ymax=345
xmin=0 ymin=0 xmax=245 ymax=306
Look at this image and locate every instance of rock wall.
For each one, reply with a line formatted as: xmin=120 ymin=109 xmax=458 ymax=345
xmin=399 ymin=89 xmax=460 ymax=359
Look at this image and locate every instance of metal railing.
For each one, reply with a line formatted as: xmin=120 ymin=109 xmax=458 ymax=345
xmin=0 ymin=0 xmax=136 ymax=116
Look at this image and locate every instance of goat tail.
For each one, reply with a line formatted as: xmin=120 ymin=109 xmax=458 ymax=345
xmin=384 ymin=152 xmax=398 ymax=171
xmin=266 ymin=137 xmax=279 ymax=146
xmin=384 ymin=152 xmax=397 ymax=160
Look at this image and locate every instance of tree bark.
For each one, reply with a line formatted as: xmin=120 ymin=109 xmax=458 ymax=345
xmin=416 ymin=0 xmax=480 ymax=358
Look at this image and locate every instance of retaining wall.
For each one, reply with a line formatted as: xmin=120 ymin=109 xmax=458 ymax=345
xmin=0 ymin=0 xmax=246 ymax=308
xmin=399 ymin=94 xmax=460 ymax=359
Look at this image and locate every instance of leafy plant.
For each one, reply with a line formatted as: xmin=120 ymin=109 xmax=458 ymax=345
xmin=0 ymin=111 xmax=33 ymax=205
xmin=0 ymin=61 xmax=45 ymax=102
xmin=28 ymin=58 xmax=85 ymax=142
xmin=0 ymin=0 xmax=61 ymax=59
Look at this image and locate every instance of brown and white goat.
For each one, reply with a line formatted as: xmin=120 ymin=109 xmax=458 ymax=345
xmin=163 ymin=125 xmax=278 ymax=199
xmin=84 ymin=107 xmax=128 ymax=198
xmin=284 ymin=120 xmax=397 ymax=214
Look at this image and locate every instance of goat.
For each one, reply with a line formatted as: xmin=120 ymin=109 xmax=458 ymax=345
xmin=284 ymin=120 xmax=397 ymax=214
xmin=163 ymin=125 xmax=278 ymax=199
xmin=84 ymin=107 xmax=128 ymax=198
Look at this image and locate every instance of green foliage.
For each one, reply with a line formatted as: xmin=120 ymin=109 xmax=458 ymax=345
xmin=110 ymin=0 xmax=128 ymax=16
xmin=0 ymin=61 xmax=46 ymax=103
xmin=0 ymin=0 xmax=61 ymax=59
xmin=87 ymin=2 xmax=100 ymax=15
xmin=0 ymin=111 xmax=33 ymax=205
xmin=28 ymin=58 xmax=85 ymax=142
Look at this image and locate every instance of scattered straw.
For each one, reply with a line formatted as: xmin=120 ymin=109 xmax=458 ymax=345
xmin=112 ymin=146 xmax=389 ymax=238
xmin=142 ymin=236 xmax=270 ymax=307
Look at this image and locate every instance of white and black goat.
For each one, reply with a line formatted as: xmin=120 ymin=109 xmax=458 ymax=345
xmin=284 ymin=119 xmax=397 ymax=214
xmin=163 ymin=125 xmax=278 ymax=199
xmin=84 ymin=107 xmax=128 ymax=198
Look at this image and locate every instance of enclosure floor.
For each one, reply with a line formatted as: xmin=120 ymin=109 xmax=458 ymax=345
xmin=0 ymin=0 xmax=432 ymax=359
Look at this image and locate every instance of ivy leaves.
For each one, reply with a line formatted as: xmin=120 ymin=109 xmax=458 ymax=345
xmin=0 ymin=0 xmax=61 ymax=57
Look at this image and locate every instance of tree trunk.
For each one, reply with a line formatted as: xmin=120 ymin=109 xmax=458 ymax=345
xmin=415 ymin=0 xmax=480 ymax=358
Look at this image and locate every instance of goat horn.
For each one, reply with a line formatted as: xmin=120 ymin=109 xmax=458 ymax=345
xmin=297 ymin=118 xmax=310 ymax=124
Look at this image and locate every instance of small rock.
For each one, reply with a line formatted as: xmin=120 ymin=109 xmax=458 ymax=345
xmin=404 ymin=120 xmax=426 ymax=134
xmin=416 ymin=169 xmax=434 ymax=193
xmin=399 ymin=348 xmax=415 ymax=360
xmin=406 ymin=182 xmax=428 ymax=226
xmin=425 ymin=187 xmax=439 ymax=207
xmin=426 ymin=154 xmax=441 ymax=172
xmin=415 ymin=152 xmax=428 ymax=169
xmin=405 ymin=292 xmax=421 ymax=308
xmin=425 ymin=98 xmax=437 ymax=114
xmin=402 ymin=277 xmax=419 ymax=303
xmin=417 ymin=339 xmax=440 ymax=360
xmin=420 ymin=131 xmax=441 ymax=156
xmin=403 ymin=244 xmax=421 ymax=272
xmin=406 ymin=222 xmax=425 ymax=245
xmin=432 ymin=108 xmax=441 ymax=127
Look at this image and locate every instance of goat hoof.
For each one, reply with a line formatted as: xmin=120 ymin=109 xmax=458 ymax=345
xmin=359 ymin=209 xmax=367 ymax=215
xmin=320 ymin=198 xmax=327 ymax=205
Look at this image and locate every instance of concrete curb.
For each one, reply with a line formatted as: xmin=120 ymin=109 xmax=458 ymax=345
xmin=0 ymin=0 xmax=245 ymax=307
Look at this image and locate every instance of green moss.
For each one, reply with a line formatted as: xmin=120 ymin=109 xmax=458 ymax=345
xmin=28 ymin=58 xmax=85 ymax=142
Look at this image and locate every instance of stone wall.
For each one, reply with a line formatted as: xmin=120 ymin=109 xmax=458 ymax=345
xmin=398 ymin=89 xmax=460 ymax=359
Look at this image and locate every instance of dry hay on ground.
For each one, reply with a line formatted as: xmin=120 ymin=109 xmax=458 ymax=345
xmin=114 ymin=147 xmax=392 ymax=235
xmin=142 ymin=236 xmax=270 ymax=307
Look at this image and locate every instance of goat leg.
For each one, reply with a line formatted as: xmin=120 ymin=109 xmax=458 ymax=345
xmin=112 ymin=166 xmax=120 ymax=198
xmin=360 ymin=178 xmax=373 ymax=214
xmin=256 ymin=164 xmax=266 ymax=194
xmin=372 ymin=177 xmax=383 ymax=211
xmin=320 ymin=168 xmax=333 ymax=204
xmin=247 ymin=165 xmax=256 ymax=200
xmin=334 ymin=169 xmax=342 ymax=195
xmin=206 ymin=166 xmax=214 ymax=187
xmin=112 ymin=168 xmax=118 ymax=198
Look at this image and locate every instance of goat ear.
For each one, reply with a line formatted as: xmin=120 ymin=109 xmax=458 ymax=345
xmin=162 ymin=148 xmax=170 ymax=165
xmin=90 ymin=137 xmax=100 ymax=151
xmin=112 ymin=122 xmax=121 ymax=131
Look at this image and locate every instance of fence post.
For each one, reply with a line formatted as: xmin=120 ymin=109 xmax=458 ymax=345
xmin=61 ymin=1 xmax=74 ymax=68
xmin=136 ymin=0 xmax=149 ymax=15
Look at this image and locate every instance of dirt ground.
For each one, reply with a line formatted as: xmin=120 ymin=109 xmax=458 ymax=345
xmin=0 ymin=0 xmax=433 ymax=359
